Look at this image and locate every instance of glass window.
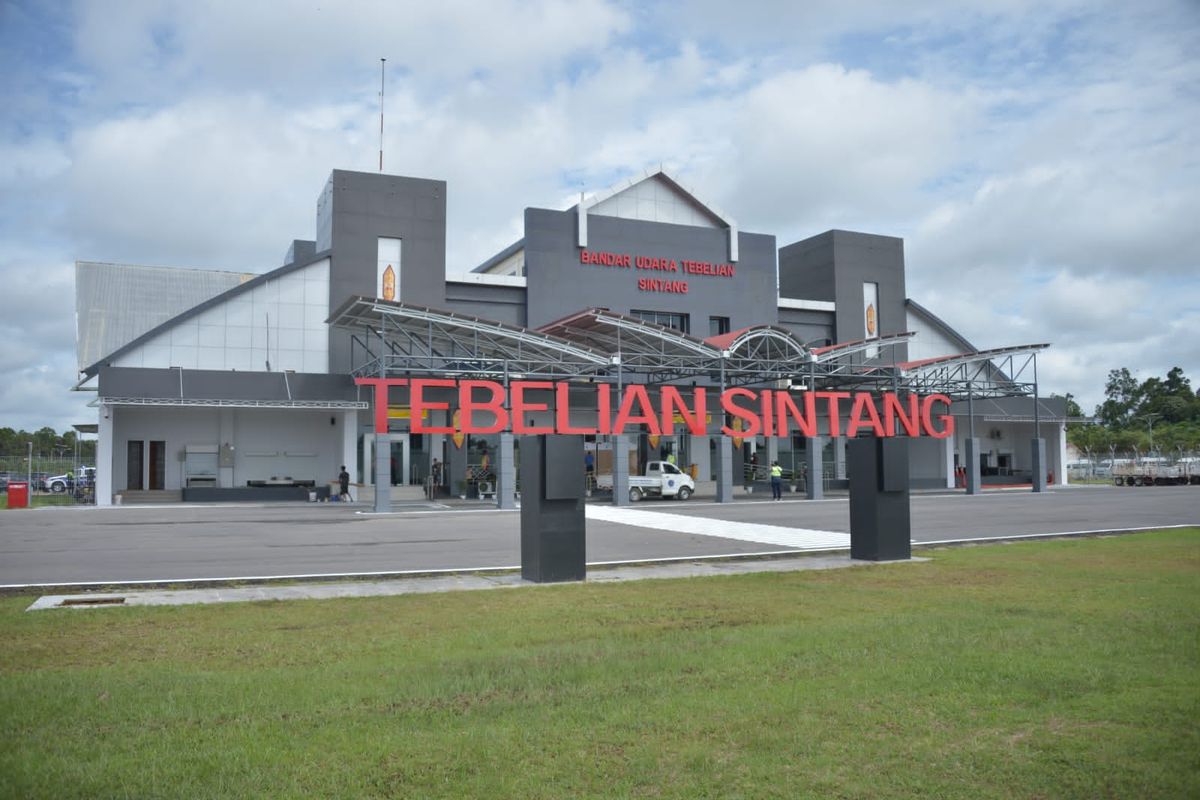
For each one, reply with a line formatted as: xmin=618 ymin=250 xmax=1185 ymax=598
xmin=631 ymin=309 xmax=690 ymax=334
xmin=709 ymin=316 xmax=730 ymax=336
xmin=377 ymin=237 xmax=401 ymax=301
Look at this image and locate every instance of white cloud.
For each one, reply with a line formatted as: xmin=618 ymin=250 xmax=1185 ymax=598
xmin=0 ymin=0 xmax=1197 ymax=435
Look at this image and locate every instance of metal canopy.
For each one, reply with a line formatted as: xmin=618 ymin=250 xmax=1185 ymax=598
xmin=328 ymin=298 xmax=1047 ymax=400
xmin=329 ymin=297 xmax=611 ymax=380
xmin=812 ymin=331 xmax=917 ymax=363
xmin=900 ymin=344 xmax=1049 ymax=398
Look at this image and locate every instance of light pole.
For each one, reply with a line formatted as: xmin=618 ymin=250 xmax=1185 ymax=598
xmin=1139 ymin=413 xmax=1162 ymax=457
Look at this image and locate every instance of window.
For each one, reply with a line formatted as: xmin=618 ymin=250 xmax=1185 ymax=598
xmin=377 ymin=237 xmax=401 ymax=301
xmin=631 ymin=309 xmax=690 ymax=334
xmin=708 ymin=316 xmax=730 ymax=337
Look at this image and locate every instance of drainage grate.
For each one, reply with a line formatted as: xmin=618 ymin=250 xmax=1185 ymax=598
xmin=60 ymin=596 xmax=127 ymax=606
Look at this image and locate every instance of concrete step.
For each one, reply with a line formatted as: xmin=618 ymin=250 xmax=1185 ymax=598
xmin=116 ymin=490 xmax=183 ymax=505
xmin=354 ymin=484 xmax=430 ymax=503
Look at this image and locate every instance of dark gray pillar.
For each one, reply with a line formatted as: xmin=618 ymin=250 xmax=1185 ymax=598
xmin=805 ymin=436 xmax=824 ymax=500
xmin=965 ymin=437 xmax=981 ymax=495
xmin=1031 ymin=437 xmax=1046 ymax=493
xmin=714 ymin=435 xmax=734 ymax=503
xmin=373 ymin=433 xmax=391 ymax=513
xmin=848 ymin=437 xmax=911 ymax=561
xmin=448 ymin=433 xmax=468 ymax=498
xmin=520 ymin=435 xmax=586 ymax=583
xmin=497 ymin=432 xmax=516 ymax=509
xmin=612 ymin=434 xmax=630 ymax=506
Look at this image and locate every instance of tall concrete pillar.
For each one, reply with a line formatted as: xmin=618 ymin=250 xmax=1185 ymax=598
xmin=805 ymin=436 xmax=824 ymax=500
xmin=612 ymin=434 xmax=631 ymax=506
xmin=448 ymin=435 xmax=467 ymax=497
xmin=944 ymin=433 xmax=956 ymax=489
xmin=497 ymin=432 xmax=516 ymax=509
xmin=373 ymin=433 xmax=391 ymax=513
xmin=766 ymin=437 xmax=779 ymax=470
xmin=714 ymin=436 xmax=734 ymax=503
xmin=965 ymin=437 xmax=981 ymax=495
xmin=341 ymin=411 xmax=358 ymax=485
xmin=1031 ymin=438 xmax=1047 ymax=493
xmin=97 ymin=406 xmax=113 ymax=506
xmin=690 ymin=434 xmax=711 ymax=480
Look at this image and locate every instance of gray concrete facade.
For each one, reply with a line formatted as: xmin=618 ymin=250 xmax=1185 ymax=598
xmin=778 ymin=230 xmax=907 ymax=361
xmin=523 ymin=207 xmax=778 ymax=333
xmin=320 ymin=170 xmax=448 ymax=373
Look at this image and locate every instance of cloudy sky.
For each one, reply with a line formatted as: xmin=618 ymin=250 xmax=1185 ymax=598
xmin=1 ymin=0 xmax=1197 ymax=433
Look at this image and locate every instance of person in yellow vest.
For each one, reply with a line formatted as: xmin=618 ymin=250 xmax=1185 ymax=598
xmin=770 ymin=461 xmax=783 ymax=500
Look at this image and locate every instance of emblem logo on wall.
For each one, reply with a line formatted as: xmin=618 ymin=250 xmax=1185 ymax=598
xmin=452 ymin=409 xmax=465 ymax=449
xmin=865 ymin=303 xmax=876 ymax=336
xmin=381 ymin=265 xmax=396 ymax=301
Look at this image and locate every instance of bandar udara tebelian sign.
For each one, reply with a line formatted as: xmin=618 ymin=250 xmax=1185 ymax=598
xmin=356 ymin=378 xmax=955 ymax=439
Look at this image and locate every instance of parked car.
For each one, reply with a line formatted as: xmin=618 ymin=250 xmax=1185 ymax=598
xmin=46 ymin=466 xmax=95 ymax=494
xmin=596 ymin=461 xmax=696 ymax=502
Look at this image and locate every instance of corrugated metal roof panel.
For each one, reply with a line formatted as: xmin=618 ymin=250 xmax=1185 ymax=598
xmin=75 ymin=262 xmax=255 ymax=370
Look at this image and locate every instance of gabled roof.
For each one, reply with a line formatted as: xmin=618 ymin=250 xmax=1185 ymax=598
xmin=75 ymin=261 xmax=255 ymax=371
xmin=575 ymin=167 xmax=741 ymax=261
xmin=79 ymin=251 xmax=332 ymax=379
xmin=905 ymin=298 xmax=978 ymax=355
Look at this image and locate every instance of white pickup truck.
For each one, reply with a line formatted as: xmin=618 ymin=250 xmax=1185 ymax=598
xmin=597 ymin=461 xmax=696 ymax=502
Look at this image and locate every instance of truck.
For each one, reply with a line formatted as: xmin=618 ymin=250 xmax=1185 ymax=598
xmin=596 ymin=461 xmax=696 ymax=502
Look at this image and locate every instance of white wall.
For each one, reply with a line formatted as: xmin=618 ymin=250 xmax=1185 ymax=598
xmin=591 ymin=175 xmax=719 ymax=228
xmin=114 ymin=259 xmax=330 ymax=374
xmin=110 ymin=405 xmax=349 ymax=491
xmin=906 ymin=307 xmax=967 ymax=362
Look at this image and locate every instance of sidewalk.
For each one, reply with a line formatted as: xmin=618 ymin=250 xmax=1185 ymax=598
xmin=27 ymin=553 xmax=925 ymax=611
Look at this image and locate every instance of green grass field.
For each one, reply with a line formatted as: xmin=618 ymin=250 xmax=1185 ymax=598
xmin=2 ymin=530 xmax=1197 ymax=799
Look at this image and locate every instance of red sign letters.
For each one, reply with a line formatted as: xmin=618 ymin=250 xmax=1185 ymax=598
xmin=356 ymin=378 xmax=954 ymax=440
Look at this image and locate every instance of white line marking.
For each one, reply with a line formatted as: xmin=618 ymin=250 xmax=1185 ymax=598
xmin=919 ymin=523 xmax=1199 ymax=544
xmin=587 ymin=504 xmax=850 ymax=550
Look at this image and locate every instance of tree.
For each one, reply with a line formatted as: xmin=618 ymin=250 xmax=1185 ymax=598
xmin=1138 ymin=367 xmax=1198 ymax=424
xmin=1054 ymin=393 xmax=1083 ymax=419
xmin=1068 ymin=424 xmax=1110 ymax=462
xmin=1096 ymin=368 xmax=1140 ymax=428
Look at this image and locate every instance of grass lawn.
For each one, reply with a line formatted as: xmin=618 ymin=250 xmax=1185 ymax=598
xmin=1 ymin=530 xmax=1197 ymax=799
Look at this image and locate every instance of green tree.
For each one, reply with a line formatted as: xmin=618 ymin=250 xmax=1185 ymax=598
xmin=1068 ymin=424 xmax=1110 ymax=462
xmin=1097 ymin=368 xmax=1139 ymax=428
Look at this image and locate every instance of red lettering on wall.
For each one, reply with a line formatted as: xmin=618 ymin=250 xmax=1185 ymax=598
xmin=846 ymin=392 xmax=886 ymax=438
xmin=720 ymin=388 xmax=762 ymax=438
xmin=356 ymin=378 xmax=956 ymax=440
xmin=613 ymin=385 xmax=661 ymax=435
xmin=659 ymin=386 xmax=707 ymax=435
xmin=774 ymin=391 xmax=818 ymax=438
xmin=410 ymin=379 xmax=456 ymax=434
xmin=511 ymin=381 xmax=555 ymax=434
xmin=459 ymin=380 xmax=509 ymax=434
xmin=920 ymin=394 xmax=954 ymax=438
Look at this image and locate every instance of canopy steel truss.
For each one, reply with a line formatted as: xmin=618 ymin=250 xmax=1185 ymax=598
xmin=327 ymin=297 xmax=1047 ymax=400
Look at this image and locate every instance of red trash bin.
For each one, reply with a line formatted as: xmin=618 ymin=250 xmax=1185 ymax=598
xmin=6 ymin=481 xmax=29 ymax=509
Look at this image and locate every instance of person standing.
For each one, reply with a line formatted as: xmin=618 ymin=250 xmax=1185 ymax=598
xmin=338 ymin=465 xmax=351 ymax=502
xmin=770 ymin=461 xmax=783 ymax=500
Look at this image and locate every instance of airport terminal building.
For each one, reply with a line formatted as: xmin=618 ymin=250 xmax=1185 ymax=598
xmin=74 ymin=168 xmax=1066 ymax=506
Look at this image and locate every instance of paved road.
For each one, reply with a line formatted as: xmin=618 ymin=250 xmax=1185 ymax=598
xmin=1 ymin=486 xmax=1196 ymax=586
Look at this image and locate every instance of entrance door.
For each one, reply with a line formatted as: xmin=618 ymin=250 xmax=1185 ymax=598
xmin=997 ymin=453 xmax=1012 ymax=476
xmin=127 ymin=441 xmax=144 ymax=490
xmin=148 ymin=441 xmax=166 ymax=490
